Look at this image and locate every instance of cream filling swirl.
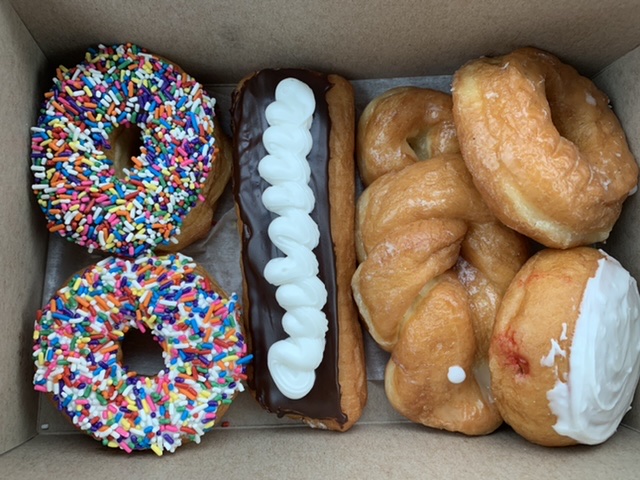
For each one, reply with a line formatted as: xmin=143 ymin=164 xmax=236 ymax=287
xmin=547 ymin=251 xmax=640 ymax=444
xmin=259 ymin=78 xmax=328 ymax=400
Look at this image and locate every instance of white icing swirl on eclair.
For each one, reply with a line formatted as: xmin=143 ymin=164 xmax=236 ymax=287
xmin=547 ymin=251 xmax=640 ymax=444
xmin=259 ymin=78 xmax=328 ymax=400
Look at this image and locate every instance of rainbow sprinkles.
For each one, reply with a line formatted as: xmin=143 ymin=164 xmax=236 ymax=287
xmin=32 ymin=254 xmax=249 ymax=455
xmin=30 ymin=43 xmax=217 ymax=256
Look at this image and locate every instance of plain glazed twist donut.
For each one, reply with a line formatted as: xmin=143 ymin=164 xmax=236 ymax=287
xmin=352 ymin=154 xmax=529 ymax=434
xmin=452 ymin=47 xmax=638 ymax=249
xmin=356 ymin=87 xmax=459 ymax=186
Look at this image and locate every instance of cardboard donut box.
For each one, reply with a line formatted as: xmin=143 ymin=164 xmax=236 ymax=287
xmin=2 ymin=0 xmax=640 ymax=477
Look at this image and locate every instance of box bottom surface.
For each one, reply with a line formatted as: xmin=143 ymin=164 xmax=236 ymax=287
xmin=2 ymin=423 xmax=640 ymax=479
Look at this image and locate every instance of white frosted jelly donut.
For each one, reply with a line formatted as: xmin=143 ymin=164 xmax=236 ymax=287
xmin=490 ymin=248 xmax=640 ymax=446
xmin=32 ymin=254 xmax=249 ymax=455
xmin=31 ymin=43 xmax=225 ymax=257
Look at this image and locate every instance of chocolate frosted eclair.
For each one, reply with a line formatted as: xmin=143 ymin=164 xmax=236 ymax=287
xmin=232 ymin=69 xmax=366 ymax=431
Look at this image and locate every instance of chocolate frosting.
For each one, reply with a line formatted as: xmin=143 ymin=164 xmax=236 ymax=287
xmin=232 ymin=69 xmax=346 ymax=425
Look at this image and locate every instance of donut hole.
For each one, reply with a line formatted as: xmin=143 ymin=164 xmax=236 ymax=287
xmin=120 ymin=327 xmax=165 ymax=376
xmin=106 ymin=123 xmax=143 ymax=179
xmin=406 ymin=133 xmax=431 ymax=161
xmin=544 ymin=81 xmax=583 ymax=148
xmin=546 ymin=96 xmax=569 ymax=139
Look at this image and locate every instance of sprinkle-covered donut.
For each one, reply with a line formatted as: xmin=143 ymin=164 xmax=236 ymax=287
xmin=30 ymin=44 xmax=228 ymax=256
xmin=32 ymin=254 xmax=249 ymax=455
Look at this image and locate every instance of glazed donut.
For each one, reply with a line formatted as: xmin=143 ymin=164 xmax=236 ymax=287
xmin=452 ymin=47 xmax=638 ymax=249
xmin=357 ymin=87 xmax=459 ymax=186
xmin=30 ymin=43 xmax=231 ymax=257
xmin=352 ymin=154 xmax=529 ymax=435
xmin=232 ymin=69 xmax=366 ymax=431
xmin=32 ymin=254 xmax=248 ymax=455
xmin=489 ymin=248 xmax=640 ymax=446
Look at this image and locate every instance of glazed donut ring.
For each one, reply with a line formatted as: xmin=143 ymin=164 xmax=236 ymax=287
xmin=33 ymin=254 xmax=248 ymax=455
xmin=490 ymin=248 xmax=640 ymax=446
xmin=352 ymin=154 xmax=529 ymax=434
xmin=452 ymin=47 xmax=638 ymax=249
xmin=357 ymin=87 xmax=459 ymax=186
xmin=31 ymin=43 xmax=231 ymax=257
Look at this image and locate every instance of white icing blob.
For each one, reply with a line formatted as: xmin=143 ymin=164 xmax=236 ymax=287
xmin=560 ymin=322 xmax=568 ymax=341
xmin=540 ymin=338 xmax=566 ymax=367
xmin=448 ymin=365 xmax=467 ymax=384
xmin=547 ymin=251 xmax=640 ymax=444
xmin=260 ymin=78 xmax=328 ymax=400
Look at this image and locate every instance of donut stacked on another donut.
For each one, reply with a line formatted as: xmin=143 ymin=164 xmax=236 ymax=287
xmin=30 ymin=43 xmax=231 ymax=257
xmin=452 ymin=47 xmax=638 ymax=249
xmin=33 ymin=254 xmax=249 ymax=455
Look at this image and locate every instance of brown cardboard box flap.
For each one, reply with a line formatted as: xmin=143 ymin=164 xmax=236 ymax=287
xmin=3 ymin=425 xmax=640 ymax=478
xmin=0 ymin=0 xmax=48 ymax=454
xmin=10 ymin=0 xmax=640 ymax=83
